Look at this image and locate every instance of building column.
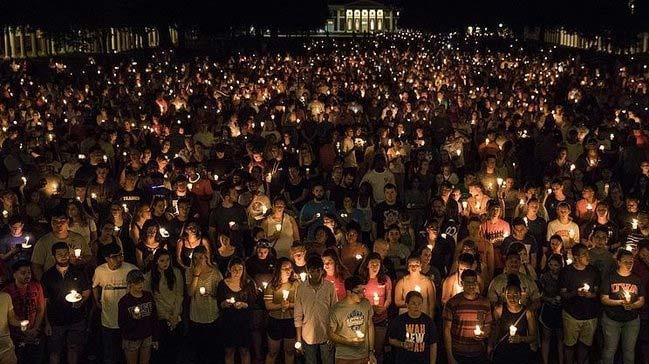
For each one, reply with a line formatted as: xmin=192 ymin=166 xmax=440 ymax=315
xmin=18 ymin=27 xmax=25 ymax=57
xmin=30 ymin=31 xmax=36 ymax=57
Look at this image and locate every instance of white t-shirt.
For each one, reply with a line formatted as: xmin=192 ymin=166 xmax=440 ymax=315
xmin=360 ymin=170 xmax=395 ymax=203
xmin=92 ymin=262 xmax=137 ymax=329
xmin=0 ymin=292 xmax=15 ymax=356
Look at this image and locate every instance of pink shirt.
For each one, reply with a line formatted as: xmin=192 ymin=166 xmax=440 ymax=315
xmin=325 ymin=275 xmax=346 ymax=301
xmin=364 ymin=276 xmax=392 ymax=323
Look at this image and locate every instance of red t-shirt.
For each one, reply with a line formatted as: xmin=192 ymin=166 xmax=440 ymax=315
xmin=364 ymin=276 xmax=392 ymax=323
xmin=3 ymin=281 xmax=45 ymax=328
xmin=325 ymin=275 xmax=346 ymax=301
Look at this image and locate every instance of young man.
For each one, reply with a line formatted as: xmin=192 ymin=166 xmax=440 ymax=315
xmin=388 ymin=290 xmax=438 ymax=364
xmin=601 ymin=249 xmax=646 ymax=364
xmin=558 ymin=243 xmax=600 ymax=364
xmin=3 ymin=259 xmax=46 ymax=364
xmin=328 ymin=275 xmax=375 ymax=364
xmin=299 ymin=183 xmax=336 ymax=241
xmin=93 ymin=243 xmax=138 ymax=364
xmin=443 ymin=269 xmax=492 ymax=364
xmin=546 ymin=202 xmax=580 ymax=251
xmin=41 ymin=242 xmax=92 ymax=364
xmin=31 ymin=209 xmax=90 ymax=280
xmin=294 ymin=256 xmax=338 ymax=364
xmin=372 ymin=183 xmax=403 ymax=239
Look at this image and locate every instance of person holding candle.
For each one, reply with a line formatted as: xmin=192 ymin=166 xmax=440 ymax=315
xmin=262 ymin=196 xmax=300 ymax=258
xmin=31 ymin=209 xmax=90 ymax=281
xmin=359 ymin=252 xmax=392 ymax=364
xmin=387 ymin=290 xmax=437 ymax=364
xmin=118 ymin=269 xmax=158 ymax=364
xmin=538 ymin=254 xmax=564 ymax=364
xmin=144 ymin=250 xmax=183 ymax=364
xmin=264 ymin=257 xmax=298 ymax=364
xmin=93 ymin=243 xmax=138 ymax=364
xmin=395 ymin=256 xmax=435 ymax=318
xmin=294 ymin=255 xmax=337 ymax=364
xmin=176 ymin=221 xmax=212 ymax=270
xmin=339 ymin=224 xmax=368 ymax=275
xmin=328 ymin=275 xmax=375 ymax=364
xmin=3 ymin=259 xmax=46 ymax=364
xmin=546 ymin=202 xmax=580 ymax=252
xmin=213 ymin=230 xmax=245 ymax=277
xmin=299 ymin=183 xmax=336 ymax=241
xmin=186 ymin=245 xmax=222 ymax=364
xmin=443 ymin=269 xmax=492 ymax=364
xmin=0 ymin=216 xmax=31 ymax=269
xmin=442 ymin=253 xmax=483 ymax=305
xmin=575 ymin=184 xmax=599 ymax=223
xmin=217 ymin=257 xmax=258 ymax=364
xmin=487 ymin=251 xmax=541 ymax=310
xmin=323 ymin=248 xmax=350 ymax=301
xmin=135 ymin=220 xmax=166 ymax=272
xmin=41 ymin=242 xmax=91 ymax=364
xmin=490 ymin=274 xmax=537 ymax=364
xmin=600 ymin=249 xmax=646 ymax=364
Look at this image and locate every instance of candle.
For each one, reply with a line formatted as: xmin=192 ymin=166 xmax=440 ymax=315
xmin=355 ymin=254 xmax=363 ymax=261
xmin=133 ymin=306 xmax=140 ymax=315
xmin=20 ymin=320 xmax=29 ymax=331
xmin=566 ymin=257 xmax=573 ymax=265
xmin=228 ymin=297 xmax=236 ymax=304
xmin=581 ymin=283 xmax=590 ymax=292
xmin=294 ymin=341 xmax=302 ymax=350
xmin=623 ymin=290 xmax=631 ymax=302
xmin=159 ymin=227 xmax=170 ymax=238
xmin=568 ymin=230 xmax=575 ymax=239
xmin=373 ymin=292 xmax=380 ymax=305
xmin=547 ymin=188 xmax=552 ymax=195
xmin=187 ymin=183 xmax=193 ymax=191
xmin=299 ymin=272 xmax=307 ymax=282
xmin=229 ymin=221 xmax=236 ymax=228
xmin=604 ymin=184 xmax=610 ymax=195
xmin=462 ymin=201 xmax=468 ymax=209
xmin=65 ymin=289 xmax=82 ymax=303
xmin=22 ymin=236 xmax=31 ymax=249
xmin=496 ymin=178 xmax=504 ymax=187
xmin=586 ymin=203 xmax=593 ymax=211
xmin=74 ymin=248 xmax=81 ymax=258
xmin=414 ymin=285 xmax=422 ymax=293
xmin=275 ymin=223 xmax=282 ymax=232
xmin=519 ymin=198 xmax=525 ymax=205
xmin=456 ymin=149 xmax=461 ymax=156
xmin=355 ymin=330 xmax=365 ymax=339
xmin=509 ymin=325 xmax=517 ymax=336
xmin=632 ymin=219 xmax=639 ymax=230
xmin=570 ymin=164 xmax=576 ymax=172
xmin=262 ymin=282 xmax=268 ymax=289
xmin=199 ymin=287 xmax=206 ymax=295
xmin=474 ymin=324 xmax=483 ymax=336
xmin=1 ymin=210 xmax=7 ymax=218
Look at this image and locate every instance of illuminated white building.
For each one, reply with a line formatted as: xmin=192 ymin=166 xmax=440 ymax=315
xmin=326 ymin=0 xmax=399 ymax=33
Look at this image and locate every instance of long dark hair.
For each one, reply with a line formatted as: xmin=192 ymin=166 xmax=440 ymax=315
xmin=270 ymin=257 xmax=296 ymax=290
xmin=359 ymin=252 xmax=387 ymax=285
xmin=322 ymin=248 xmax=349 ymax=280
xmin=227 ymin=257 xmax=252 ymax=288
xmin=151 ymin=249 xmax=175 ymax=293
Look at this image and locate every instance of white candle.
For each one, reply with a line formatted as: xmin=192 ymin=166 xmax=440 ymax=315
xmin=294 ymin=341 xmax=302 ymax=350
xmin=122 ymin=204 xmax=129 ymax=213
xmin=474 ymin=324 xmax=483 ymax=336
xmin=20 ymin=320 xmax=29 ymax=331
xmin=74 ymin=248 xmax=81 ymax=258
xmin=566 ymin=257 xmax=573 ymax=265
xmin=519 ymin=198 xmax=525 ymax=205
xmin=355 ymin=330 xmax=365 ymax=339
xmin=414 ymin=285 xmax=422 ymax=293
xmin=275 ymin=223 xmax=282 ymax=232
xmin=509 ymin=325 xmax=517 ymax=336
xmin=133 ymin=306 xmax=140 ymax=315
xmin=462 ymin=201 xmax=468 ymax=209
xmin=373 ymin=292 xmax=380 ymax=305
xmin=65 ymin=289 xmax=82 ymax=303
xmin=570 ymin=164 xmax=576 ymax=172
xmin=623 ymin=290 xmax=631 ymax=302
xmin=187 ymin=183 xmax=193 ymax=191
xmin=632 ymin=219 xmax=639 ymax=230
xmin=355 ymin=254 xmax=363 ymax=261
xmin=496 ymin=178 xmax=504 ymax=187
xmin=22 ymin=236 xmax=31 ymax=249
xmin=228 ymin=297 xmax=236 ymax=304
xmin=282 ymin=289 xmax=290 ymax=301
xmin=159 ymin=227 xmax=170 ymax=238
xmin=199 ymin=287 xmax=206 ymax=295
xmin=1 ymin=210 xmax=7 ymax=218
xmin=262 ymin=282 xmax=268 ymax=289
xmin=586 ymin=203 xmax=593 ymax=211
xmin=299 ymin=272 xmax=307 ymax=282
xmin=581 ymin=283 xmax=590 ymax=292
xmin=229 ymin=221 xmax=236 ymax=228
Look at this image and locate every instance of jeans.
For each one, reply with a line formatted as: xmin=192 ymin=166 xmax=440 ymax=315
xmin=304 ymin=342 xmax=334 ymax=364
xmin=101 ymin=326 xmax=122 ymax=364
xmin=601 ymin=313 xmax=640 ymax=364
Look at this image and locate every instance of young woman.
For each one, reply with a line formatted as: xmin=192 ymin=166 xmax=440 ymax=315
xmin=538 ymin=254 xmax=564 ymax=364
xmin=338 ymin=224 xmax=369 ymax=275
xmin=213 ymin=231 xmax=245 ymax=277
xmin=145 ymin=250 xmax=183 ymax=364
xmin=490 ymin=275 xmax=537 ymax=364
xmin=261 ymin=196 xmax=300 ymax=259
xmin=108 ymin=203 xmax=135 ymax=264
xmin=359 ymin=253 xmax=393 ymax=364
xmin=394 ymin=256 xmax=435 ymax=318
xmin=540 ymin=234 xmax=567 ymax=270
xmin=176 ymin=222 xmax=211 ymax=270
xmin=322 ymin=248 xmax=349 ymax=301
xmin=263 ymin=257 xmax=299 ymax=364
xmin=135 ymin=221 xmax=166 ymax=272
xmin=93 ymin=222 xmax=123 ymax=266
xmin=130 ymin=204 xmax=152 ymax=245
xmin=118 ymin=270 xmax=157 ymax=364
xmin=187 ymin=246 xmax=222 ymax=364
xmin=67 ymin=199 xmax=97 ymax=247
xmin=217 ymin=258 xmax=257 ymax=364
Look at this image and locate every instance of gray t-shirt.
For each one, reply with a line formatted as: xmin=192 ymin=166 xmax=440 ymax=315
xmin=329 ymin=299 xmax=373 ymax=359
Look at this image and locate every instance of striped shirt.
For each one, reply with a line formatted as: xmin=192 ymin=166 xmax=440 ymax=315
xmin=443 ymin=294 xmax=493 ymax=358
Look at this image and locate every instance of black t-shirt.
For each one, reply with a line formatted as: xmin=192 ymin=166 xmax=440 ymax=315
xmin=372 ymin=201 xmax=403 ymax=238
xmin=208 ymin=203 xmax=248 ymax=233
xmin=41 ymin=265 xmax=91 ymax=326
xmin=502 ymin=235 xmax=537 ymax=259
xmin=115 ymin=188 xmax=147 ymax=214
xmin=601 ymin=271 xmax=646 ymax=322
xmin=558 ymin=264 xmax=601 ymax=320
xmin=387 ymin=312 xmax=436 ymax=364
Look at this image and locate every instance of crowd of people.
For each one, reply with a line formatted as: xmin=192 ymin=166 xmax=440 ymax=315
xmin=0 ymin=30 xmax=647 ymax=364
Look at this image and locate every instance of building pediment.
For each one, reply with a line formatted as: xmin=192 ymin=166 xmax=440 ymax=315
xmin=329 ymin=0 xmax=393 ymax=9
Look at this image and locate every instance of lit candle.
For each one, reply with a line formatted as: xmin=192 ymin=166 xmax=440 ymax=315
xmin=275 ymin=223 xmax=282 ymax=232
xmin=509 ymin=325 xmax=517 ymax=336
xmin=566 ymin=257 xmax=573 ymax=265
xmin=474 ymin=324 xmax=483 ymax=336
xmin=355 ymin=254 xmax=363 ymax=261
xmin=187 ymin=183 xmax=193 ymax=191
xmin=456 ymin=149 xmax=461 ymax=156
xmin=74 ymin=248 xmax=81 ymax=258
xmin=632 ymin=219 xmax=639 ymax=230
xmin=604 ymin=184 xmax=610 ymax=195
xmin=373 ymin=292 xmax=380 ymax=305
xmin=65 ymin=289 xmax=81 ymax=303
xmin=496 ymin=178 xmax=504 ymax=187
xmin=581 ymin=283 xmax=590 ymax=292
xmin=519 ymin=198 xmax=525 ymax=205
xmin=22 ymin=236 xmax=31 ymax=249
xmin=355 ymin=330 xmax=365 ymax=339
xmin=199 ymin=287 xmax=206 ymax=295
xmin=122 ymin=204 xmax=129 ymax=213
xmin=133 ymin=306 xmax=140 ymax=315
xmin=586 ymin=203 xmax=593 ymax=211
xmin=623 ymin=290 xmax=631 ymax=303
xmin=462 ymin=201 xmax=468 ymax=210
xmin=90 ymin=193 xmax=97 ymax=199
xmin=299 ymin=272 xmax=307 ymax=282
xmin=1 ymin=210 xmax=7 ymax=218
xmin=159 ymin=227 xmax=170 ymax=238
xmin=570 ymin=164 xmax=576 ymax=172
xmin=294 ymin=341 xmax=302 ymax=350
xmin=568 ymin=230 xmax=575 ymax=239
xmin=20 ymin=320 xmax=29 ymax=332
xmin=414 ymin=285 xmax=422 ymax=293
xmin=229 ymin=221 xmax=236 ymax=228
xmin=282 ymin=289 xmax=290 ymax=301
xmin=261 ymin=282 xmax=268 ymax=289
xmin=227 ymin=297 xmax=236 ymax=304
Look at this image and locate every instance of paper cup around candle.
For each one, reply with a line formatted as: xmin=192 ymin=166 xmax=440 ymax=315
xmin=20 ymin=320 xmax=29 ymax=331
xmin=355 ymin=254 xmax=363 ymax=261
xmin=74 ymin=249 xmax=81 ymax=258
xmin=414 ymin=285 xmax=422 ymax=293
xmin=294 ymin=341 xmax=302 ymax=350
xmin=299 ymin=272 xmax=307 ymax=282
xmin=355 ymin=330 xmax=365 ymax=339
xmin=199 ymin=287 xmax=206 ymax=295
xmin=509 ymin=325 xmax=517 ymax=336
xmin=275 ymin=223 xmax=282 ymax=232
xmin=474 ymin=325 xmax=483 ymax=336
xmin=373 ymin=292 xmax=380 ymax=305
xmin=282 ymin=289 xmax=290 ymax=301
